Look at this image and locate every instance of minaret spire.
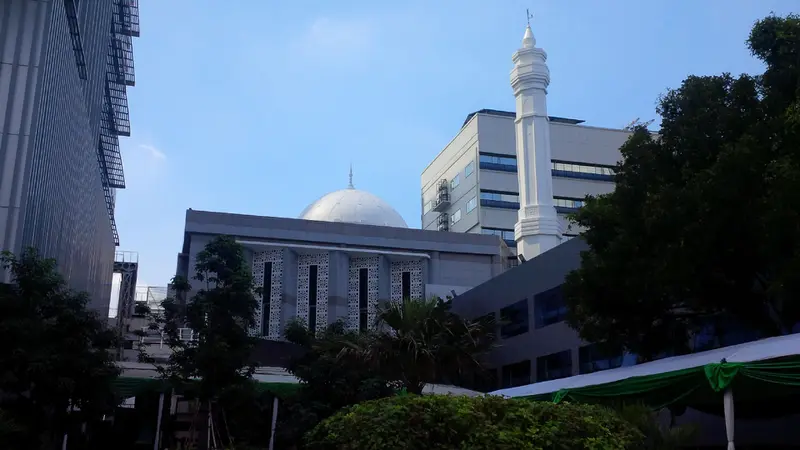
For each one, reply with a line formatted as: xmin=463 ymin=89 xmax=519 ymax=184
xmin=511 ymin=17 xmax=562 ymax=259
xmin=348 ymin=163 xmax=354 ymax=189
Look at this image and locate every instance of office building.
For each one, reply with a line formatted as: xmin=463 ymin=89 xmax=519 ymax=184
xmin=421 ymin=24 xmax=631 ymax=263
xmin=175 ymin=179 xmax=510 ymax=341
xmin=0 ymin=0 xmax=139 ymax=313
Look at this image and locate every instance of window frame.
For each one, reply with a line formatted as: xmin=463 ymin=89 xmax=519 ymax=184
xmin=500 ymin=299 xmax=529 ymax=339
xmin=466 ymin=195 xmax=477 ymax=213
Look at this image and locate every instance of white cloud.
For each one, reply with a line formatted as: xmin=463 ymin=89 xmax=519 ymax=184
xmin=139 ymin=144 xmax=166 ymax=160
xmin=291 ymin=17 xmax=378 ymax=67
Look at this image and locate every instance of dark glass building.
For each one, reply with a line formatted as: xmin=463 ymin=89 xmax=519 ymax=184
xmin=0 ymin=0 xmax=139 ymax=314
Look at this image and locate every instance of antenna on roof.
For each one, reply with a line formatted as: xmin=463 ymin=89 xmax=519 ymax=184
xmin=348 ymin=163 xmax=354 ymax=189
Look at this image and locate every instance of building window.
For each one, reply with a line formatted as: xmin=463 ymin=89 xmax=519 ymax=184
xmin=308 ymin=265 xmax=318 ymax=333
xmin=501 ymin=360 xmax=531 ymax=388
xmin=480 ymin=190 xmax=520 ymax=209
xmin=692 ymin=316 xmax=765 ymax=353
xmin=450 ymin=174 xmax=460 ymax=190
xmin=423 ymin=200 xmax=432 ymax=214
xmin=359 ymin=268 xmax=369 ymax=330
xmin=537 ymin=350 xmax=572 ymax=381
xmin=552 ymin=160 xmax=615 ymax=182
xmin=553 ymin=196 xmax=585 ymax=213
xmin=465 ymin=160 xmax=475 ymax=177
xmin=482 ymin=227 xmax=515 ymax=247
xmin=450 ymin=209 xmax=462 ymax=224
xmin=401 ymin=271 xmax=411 ymax=300
xmin=466 ymin=196 xmax=477 ymax=213
xmin=479 ymin=153 xmax=517 ymax=172
xmin=578 ymin=344 xmax=635 ymax=374
xmin=262 ymin=262 xmax=273 ymax=336
xmin=500 ymin=299 xmax=529 ymax=339
xmin=534 ymin=285 xmax=567 ymax=328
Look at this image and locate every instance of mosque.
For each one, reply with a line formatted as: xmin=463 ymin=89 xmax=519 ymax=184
xmin=175 ymin=168 xmax=511 ymax=340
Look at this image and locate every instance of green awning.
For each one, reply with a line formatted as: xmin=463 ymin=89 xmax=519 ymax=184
xmin=493 ymin=334 xmax=800 ymax=416
xmin=113 ymin=376 xmax=301 ymax=398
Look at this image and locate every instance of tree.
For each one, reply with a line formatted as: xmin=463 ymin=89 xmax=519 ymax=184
xmin=277 ymin=319 xmax=394 ymax=448
xmin=614 ymin=404 xmax=698 ymax=450
xmin=151 ymin=236 xmax=260 ymax=447
xmin=305 ymin=395 xmax=643 ymax=450
xmin=0 ymin=249 xmax=119 ymax=450
xmin=564 ymin=14 xmax=800 ymax=360
xmin=355 ymin=297 xmax=496 ymax=394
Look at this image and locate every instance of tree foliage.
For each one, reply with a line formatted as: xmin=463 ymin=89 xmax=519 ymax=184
xmin=614 ymin=404 xmax=698 ymax=450
xmin=0 ymin=249 xmax=119 ymax=449
xmin=356 ymin=297 xmax=496 ymax=394
xmin=152 ymin=236 xmax=260 ymax=402
xmin=564 ymin=14 xmax=800 ymax=359
xmin=276 ymin=319 xmax=394 ymax=448
xmin=277 ymin=299 xmax=495 ymax=448
xmin=305 ymin=395 xmax=643 ymax=450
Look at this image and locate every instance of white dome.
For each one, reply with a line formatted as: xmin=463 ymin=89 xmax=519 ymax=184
xmin=299 ymin=187 xmax=408 ymax=228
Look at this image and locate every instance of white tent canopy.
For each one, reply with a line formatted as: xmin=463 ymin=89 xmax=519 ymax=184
xmin=490 ymin=333 xmax=800 ymax=399
xmin=490 ymin=333 xmax=800 ymax=450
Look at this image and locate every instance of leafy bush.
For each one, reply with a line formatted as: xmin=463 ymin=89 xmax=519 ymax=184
xmin=304 ymin=394 xmax=643 ymax=450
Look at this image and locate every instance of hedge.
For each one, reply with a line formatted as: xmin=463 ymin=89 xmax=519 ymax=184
xmin=304 ymin=394 xmax=643 ymax=450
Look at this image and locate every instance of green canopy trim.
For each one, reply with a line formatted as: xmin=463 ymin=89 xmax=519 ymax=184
xmin=540 ymin=357 xmax=800 ymax=413
xmin=113 ymin=377 xmax=300 ymax=399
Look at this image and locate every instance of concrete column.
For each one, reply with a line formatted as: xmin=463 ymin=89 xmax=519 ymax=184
xmin=377 ymin=255 xmax=391 ymax=308
xmin=428 ymin=251 xmax=440 ymax=282
xmin=327 ymin=251 xmax=349 ymax=325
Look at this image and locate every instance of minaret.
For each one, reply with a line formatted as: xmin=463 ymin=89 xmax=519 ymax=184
xmin=511 ymin=21 xmax=562 ymax=259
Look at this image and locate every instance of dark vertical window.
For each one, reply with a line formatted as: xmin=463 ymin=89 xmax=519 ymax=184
xmin=401 ymin=271 xmax=411 ymax=300
xmin=501 ymin=360 xmax=531 ymax=388
xmin=358 ymin=268 xmax=369 ymax=330
xmin=262 ymin=262 xmax=272 ymax=336
xmin=308 ymin=265 xmax=318 ymax=333
xmin=500 ymin=299 xmax=529 ymax=338
xmin=536 ymin=350 xmax=572 ymax=382
xmin=534 ymin=285 xmax=567 ymax=328
xmin=578 ymin=344 xmax=634 ymax=374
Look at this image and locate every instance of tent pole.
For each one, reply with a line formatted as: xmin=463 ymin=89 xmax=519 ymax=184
xmin=723 ymin=387 xmax=735 ymax=450
xmin=268 ymin=396 xmax=279 ymax=450
xmin=153 ymin=392 xmax=165 ymax=450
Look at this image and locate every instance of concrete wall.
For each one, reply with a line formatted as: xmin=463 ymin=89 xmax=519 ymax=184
xmin=0 ymin=0 xmax=117 ymax=312
xmin=178 ymin=210 xmax=507 ymax=336
xmin=185 ymin=209 xmax=504 ymax=259
xmin=421 ymin=117 xmax=480 ymax=231
xmin=451 ymin=238 xmax=588 ymax=383
xmin=474 ymin=113 xmax=630 ymax=163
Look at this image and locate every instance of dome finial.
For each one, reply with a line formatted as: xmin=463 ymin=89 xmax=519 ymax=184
xmin=348 ymin=163 xmax=354 ymax=189
xmin=522 ymin=9 xmax=536 ymax=48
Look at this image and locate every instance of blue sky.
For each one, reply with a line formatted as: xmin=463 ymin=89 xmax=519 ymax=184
xmin=116 ymin=0 xmax=796 ymax=288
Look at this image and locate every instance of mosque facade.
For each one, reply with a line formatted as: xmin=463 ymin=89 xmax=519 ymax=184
xmin=176 ymin=179 xmax=510 ymax=339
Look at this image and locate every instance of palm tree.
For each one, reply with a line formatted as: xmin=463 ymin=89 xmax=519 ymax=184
xmin=356 ymin=297 xmax=496 ymax=394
